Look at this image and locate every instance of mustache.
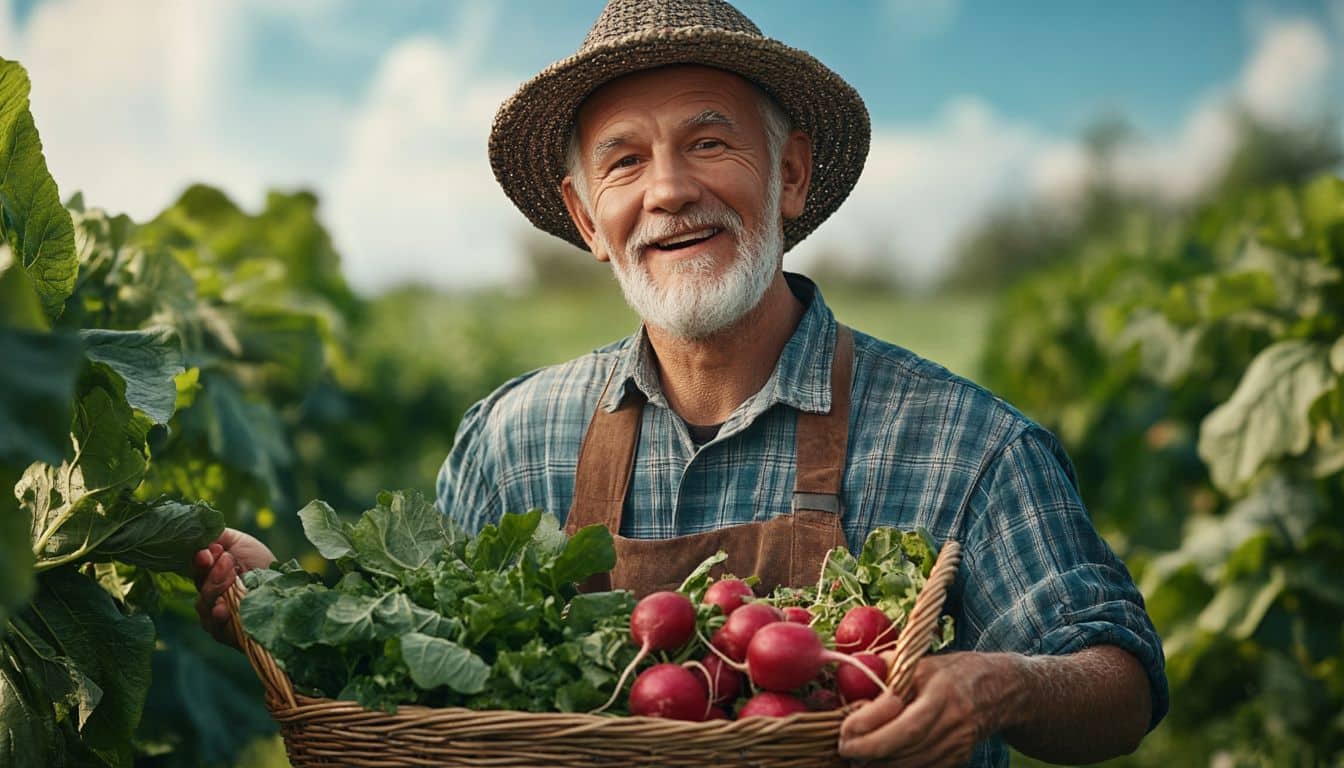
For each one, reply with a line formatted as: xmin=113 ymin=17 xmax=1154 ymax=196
xmin=627 ymin=203 xmax=745 ymax=260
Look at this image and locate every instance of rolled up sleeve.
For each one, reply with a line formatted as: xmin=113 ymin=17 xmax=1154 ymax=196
xmin=959 ymin=426 xmax=1170 ymax=731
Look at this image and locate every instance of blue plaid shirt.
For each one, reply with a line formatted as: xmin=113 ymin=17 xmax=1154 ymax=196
xmin=436 ymin=274 xmax=1168 ymax=765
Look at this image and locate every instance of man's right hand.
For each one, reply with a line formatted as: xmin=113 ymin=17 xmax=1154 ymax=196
xmin=193 ymin=528 xmax=276 ymax=646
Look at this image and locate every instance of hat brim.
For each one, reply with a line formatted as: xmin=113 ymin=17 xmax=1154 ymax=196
xmin=489 ymin=27 xmax=870 ymax=253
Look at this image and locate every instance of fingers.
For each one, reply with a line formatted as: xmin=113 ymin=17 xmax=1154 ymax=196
xmin=840 ymin=690 xmax=905 ymax=742
xmin=194 ymin=551 xmax=242 ymax=645
xmin=839 ymin=691 xmax=945 ymax=762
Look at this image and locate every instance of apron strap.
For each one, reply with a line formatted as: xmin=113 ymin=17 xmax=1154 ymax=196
xmin=565 ymin=367 xmax=646 ymax=537
xmin=566 ymin=323 xmax=855 ymax=536
xmin=793 ymin=324 xmax=853 ymax=514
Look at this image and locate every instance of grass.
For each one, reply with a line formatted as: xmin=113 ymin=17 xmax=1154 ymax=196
xmin=441 ymin=282 xmax=993 ymax=383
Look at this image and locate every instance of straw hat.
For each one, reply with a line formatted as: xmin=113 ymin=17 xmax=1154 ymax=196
xmin=488 ymin=0 xmax=870 ymax=253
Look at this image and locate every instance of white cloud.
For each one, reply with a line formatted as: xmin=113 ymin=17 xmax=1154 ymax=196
xmin=790 ymin=98 xmax=1070 ymax=287
xmin=326 ymin=28 xmax=527 ymax=293
xmin=1239 ymin=19 xmax=1332 ymax=126
xmin=792 ymin=14 xmax=1338 ymax=286
xmin=12 ymin=0 xmax=268 ymax=218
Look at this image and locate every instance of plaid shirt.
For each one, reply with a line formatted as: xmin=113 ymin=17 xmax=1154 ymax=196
xmin=436 ymin=274 xmax=1168 ymax=765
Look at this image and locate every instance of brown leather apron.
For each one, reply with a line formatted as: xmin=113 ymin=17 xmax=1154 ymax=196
xmin=564 ymin=326 xmax=854 ymax=597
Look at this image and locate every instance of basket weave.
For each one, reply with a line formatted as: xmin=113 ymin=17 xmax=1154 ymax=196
xmin=225 ymin=541 xmax=961 ymax=767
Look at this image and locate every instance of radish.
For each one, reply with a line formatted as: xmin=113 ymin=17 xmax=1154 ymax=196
xmin=738 ymin=691 xmax=809 ymax=718
xmin=834 ymin=605 xmax=896 ymax=653
xmin=783 ymin=606 xmax=812 ymax=624
xmin=628 ymin=663 xmax=708 ymax=721
xmin=694 ymin=653 xmax=743 ymax=705
xmin=703 ymin=578 xmax=754 ymax=616
xmin=712 ymin=602 xmax=783 ymax=662
xmin=836 ymin=652 xmax=888 ymax=703
xmin=591 ymin=591 xmax=697 ymax=713
xmin=705 ymin=705 xmax=730 ymax=720
xmin=746 ymin=622 xmax=891 ymax=696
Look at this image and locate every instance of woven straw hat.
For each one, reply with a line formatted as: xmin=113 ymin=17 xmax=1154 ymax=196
xmin=489 ymin=0 xmax=870 ymax=253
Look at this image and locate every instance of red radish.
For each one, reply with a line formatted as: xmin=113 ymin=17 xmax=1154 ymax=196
xmin=695 ymin=653 xmax=743 ymax=705
xmin=783 ymin=606 xmax=812 ymax=624
xmin=631 ymin=591 xmax=697 ymax=650
xmin=747 ymin=622 xmax=826 ymax=690
xmin=712 ymin=603 xmax=783 ymax=662
xmin=834 ymin=605 xmax=895 ymax=653
xmin=591 ymin=591 xmax=697 ymax=713
xmin=746 ymin=622 xmax=891 ymax=697
xmin=836 ymin=652 xmax=888 ymax=703
xmin=703 ymin=579 xmax=754 ymax=616
xmin=738 ymin=691 xmax=809 ymax=718
xmin=628 ymin=663 xmax=708 ymax=721
xmin=705 ymin=705 xmax=730 ymax=720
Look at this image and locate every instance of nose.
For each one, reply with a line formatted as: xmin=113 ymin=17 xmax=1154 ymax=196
xmin=642 ymin=151 xmax=701 ymax=215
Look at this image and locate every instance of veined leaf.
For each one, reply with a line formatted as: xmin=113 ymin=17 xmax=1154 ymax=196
xmin=297 ymin=500 xmax=354 ymax=560
xmin=1198 ymin=340 xmax=1336 ymax=493
xmin=398 ymin=633 xmax=488 ymax=694
xmin=86 ymin=497 xmax=223 ymax=573
xmin=80 ymin=327 xmax=184 ymax=425
xmin=25 ymin=568 xmax=154 ymax=761
xmin=0 ymin=244 xmax=47 ymax=330
xmin=0 ymin=59 xmax=76 ymax=321
xmin=347 ymin=491 xmax=448 ymax=578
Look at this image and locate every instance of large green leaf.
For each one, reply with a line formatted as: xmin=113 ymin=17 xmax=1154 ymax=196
xmin=0 ymin=244 xmax=47 ymax=330
xmin=1198 ymin=340 xmax=1337 ymax=493
xmin=25 ymin=568 xmax=154 ymax=764
xmin=397 ymin=632 xmax=488 ymax=694
xmin=0 ymin=60 xmax=76 ymax=321
xmin=20 ymin=365 xmax=153 ymax=571
xmin=0 ymin=645 xmax=60 ymax=768
xmin=347 ymin=491 xmax=448 ymax=578
xmin=86 ymin=497 xmax=222 ymax=573
xmin=297 ymin=500 xmax=354 ymax=560
xmin=80 ymin=327 xmax=183 ymax=425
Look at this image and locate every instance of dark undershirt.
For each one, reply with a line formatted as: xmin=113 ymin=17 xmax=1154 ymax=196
xmin=685 ymin=420 xmax=723 ymax=446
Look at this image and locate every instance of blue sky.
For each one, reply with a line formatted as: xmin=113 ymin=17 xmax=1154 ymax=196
xmin=3 ymin=0 xmax=1341 ymax=292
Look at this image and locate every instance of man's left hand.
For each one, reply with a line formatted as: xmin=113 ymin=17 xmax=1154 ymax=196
xmin=837 ymin=651 xmax=1021 ymax=768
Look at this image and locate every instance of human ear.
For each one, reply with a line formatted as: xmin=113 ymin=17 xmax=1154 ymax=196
xmin=778 ymin=130 xmax=812 ymax=220
xmin=560 ymin=177 xmax=609 ymax=262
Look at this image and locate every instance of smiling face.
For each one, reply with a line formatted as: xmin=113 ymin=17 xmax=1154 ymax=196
xmin=561 ymin=66 xmax=811 ymax=339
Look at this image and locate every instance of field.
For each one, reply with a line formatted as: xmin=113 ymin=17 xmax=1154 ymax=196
xmin=421 ymin=283 xmax=993 ymax=383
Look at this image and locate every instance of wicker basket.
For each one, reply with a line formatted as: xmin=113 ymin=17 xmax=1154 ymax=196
xmin=224 ymin=542 xmax=961 ymax=767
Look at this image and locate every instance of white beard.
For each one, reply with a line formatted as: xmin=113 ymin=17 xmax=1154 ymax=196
xmin=601 ymin=177 xmax=784 ymax=341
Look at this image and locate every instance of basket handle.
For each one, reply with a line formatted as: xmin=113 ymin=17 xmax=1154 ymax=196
xmin=883 ymin=540 xmax=961 ymax=698
xmin=223 ymin=576 xmax=299 ymax=710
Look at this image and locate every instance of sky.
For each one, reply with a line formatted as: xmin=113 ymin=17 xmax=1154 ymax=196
xmin=2 ymin=0 xmax=1341 ymax=294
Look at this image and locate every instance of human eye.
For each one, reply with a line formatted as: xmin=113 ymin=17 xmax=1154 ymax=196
xmin=692 ymin=138 xmax=725 ymax=151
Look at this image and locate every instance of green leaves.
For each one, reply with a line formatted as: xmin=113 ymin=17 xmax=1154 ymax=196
xmin=80 ymin=328 xmax=184 ymax=425
xmin=1198 ymin=340 xmax=1338 ymax=493
xmin=3 ymin=568 xmax=155 ymax=767
xmin=398 ymin=633 xmax=488 ymax=693
xmin=0 ymin=60 xmax=76 ymax=321
xmin=240 ymin=498 xmax=627 ymax=714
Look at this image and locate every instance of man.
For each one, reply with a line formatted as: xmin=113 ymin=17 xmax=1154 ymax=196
xmin=196 ymin=1 xmax=1168 ymax=765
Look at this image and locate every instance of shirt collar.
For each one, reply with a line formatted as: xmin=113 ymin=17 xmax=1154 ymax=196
xmin=602 ymin=272 xmax=837 ymax=416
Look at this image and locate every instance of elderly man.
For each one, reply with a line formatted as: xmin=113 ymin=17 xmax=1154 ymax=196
xmin=195 ymin=1 xmax=1167 ymax=765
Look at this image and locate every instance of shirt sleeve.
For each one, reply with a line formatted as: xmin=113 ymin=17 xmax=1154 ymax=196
xmin=958 ymin=425 xmax=1170 ymax=732
xmin=434 ymin=398 xmax=504 ymax=535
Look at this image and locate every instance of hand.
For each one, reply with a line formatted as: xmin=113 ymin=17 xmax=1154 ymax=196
xmin=838 ymin=651 xmax=1019 ymax=768
xmin=192 ymin=528 xmax=276 ymax=646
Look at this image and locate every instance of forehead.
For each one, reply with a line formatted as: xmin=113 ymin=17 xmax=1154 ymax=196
xmin=575 ymin=65 xmax=761 ymax=138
